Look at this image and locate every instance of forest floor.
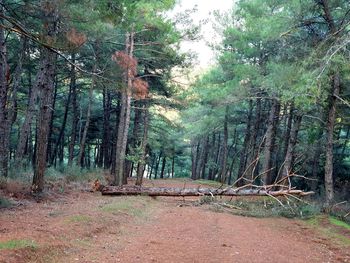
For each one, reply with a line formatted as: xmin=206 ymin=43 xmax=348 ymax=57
xmin=0 ymin=178 xmax=349 ymax=263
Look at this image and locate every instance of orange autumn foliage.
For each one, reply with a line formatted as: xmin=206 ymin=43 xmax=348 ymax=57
xmin=112 ymin=51 xmax=148 ymax=99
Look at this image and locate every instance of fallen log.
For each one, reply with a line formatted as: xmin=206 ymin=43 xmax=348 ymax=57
xmin=101 ymin=186 xmax=314 ymax=197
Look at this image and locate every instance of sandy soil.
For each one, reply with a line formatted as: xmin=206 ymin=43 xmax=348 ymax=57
xmin=0 ymin=179 xmax=349 ymax=263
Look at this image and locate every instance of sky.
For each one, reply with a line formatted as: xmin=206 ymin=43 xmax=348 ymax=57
xmin=169 ymin=0 xmax=235 ymax=69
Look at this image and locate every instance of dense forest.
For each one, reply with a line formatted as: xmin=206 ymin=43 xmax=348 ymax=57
xmin=0 ymin=0 xmax=349 ymax=208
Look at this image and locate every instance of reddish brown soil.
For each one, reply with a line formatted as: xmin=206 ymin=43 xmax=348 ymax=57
xmin=0 ymin=179 xmax=349 ymax=263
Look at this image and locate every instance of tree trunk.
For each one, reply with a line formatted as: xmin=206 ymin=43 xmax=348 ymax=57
xmin=245 ymin=98 xmax=262 ymax=180
xmin=32 ymin=3 xmax=59 ymax=192
xmin=112 ymin=31 xmax=135 ymax=185
xmin=262 ymin=99 xmax=280 ymax=185
xmin=101 ymin=186 xmax=314 ymax=197
xmin=0 ymin=0 xmax=9 ymax=177
xmin=324 ymin=73 xmax=340 ymax=205
xmin=220 ymin=106 xmax=229 ymax=183
xmin=136 ymin=103 xmax=149 ymax=186
xmin=160 ymin=156 xmax=166 ymax=179
xmin=51 ymin=82 xmax=72 ymax=165
xmin=280 ymin=114 xmax=302 ymax=184
xmin=154 ymin=152 xmax=162 ymax=179
xmin=237 ymin=100 xmax=253 ymax=186
xmin=102 ymin=86 xmax=112 ymax=168
xmin=68 ymin=54 xmax=78 ymax=166
xmin=76 ymin=73 xmax=95 ymax=167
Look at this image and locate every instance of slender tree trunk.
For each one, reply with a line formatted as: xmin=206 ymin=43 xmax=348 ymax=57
xmin=51 ymin=83 xmax=71 ymax=165
xmin=32 ymin=3 xmax=59 ymax=192
xmin=200 ymin=136 xmax=209 ymax=179
xmin=154 ymin=152 xmax=162 ymax=179
xmin=171 ymin=156 xmax=175 ymax=178
xmin=0 ymin=0 xmax=9 ymax=177
xmin=68 ymin=54 xmax=78 ymax=166
xmin=160 ymin=156 xmax=166 ymax=179
xmin=220 ymin=107 xmax=229 ymax=183
xmin=113 ymin=31 xmax=134 ymax=186
xmin=77 ymin=71 xmax=95 ymax=167
xmin=102 ymin=86 xmax=112 ymax=168
xmin=280 ymin=114 xmax=302 ymax=183
xmin=324 ymin=73 xmax=340 ymax=205
xmin=191 ymin=140 xmax=199 ymax=180
xmin=262 ymin=99 xmax=280 ymax=185
xmin=208 ymin=133 xmax=216 ymax=180
xmin=237 ymin=100 xmax=253 ymax=186
xmin=136 ymin=104 xmax=149 ymax=186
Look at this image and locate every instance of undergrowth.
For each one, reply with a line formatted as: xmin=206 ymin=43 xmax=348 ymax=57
xmin=198 ymin=196 xmax=322 ymax=219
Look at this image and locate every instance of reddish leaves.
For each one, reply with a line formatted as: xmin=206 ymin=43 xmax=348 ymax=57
xmin=66 ymin=28 xmax=87 ymax=48
xmin=112 ymin=51 xmax=149 ymax=99
xmin=112 ymin=51 xmax=137 ymax=78
xmin=133 ymin=78 xmax=149 ymax=99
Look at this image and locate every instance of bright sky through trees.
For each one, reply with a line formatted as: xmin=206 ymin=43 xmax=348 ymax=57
xmin=170 ymin=0 xmax=235 ymax=68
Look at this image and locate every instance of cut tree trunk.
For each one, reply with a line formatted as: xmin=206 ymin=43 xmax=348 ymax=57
xmin=101 ymin=186 xmax=314 ymax=197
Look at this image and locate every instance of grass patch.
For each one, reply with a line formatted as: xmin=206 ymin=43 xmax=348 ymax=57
xmin=329 ymin=216 xmax=350 ymax=230
xmin=306 ymin=216 xmax=350 ymax=246
xmin=0 ymin=239 xmax=37 ymax=250
xmin=64 ymin=215 xmax=92 ymax=223
xmin=100 ymin=197 xmax=153 ymax=219
xmin=0 ymin=196 xmax=12 ymax=208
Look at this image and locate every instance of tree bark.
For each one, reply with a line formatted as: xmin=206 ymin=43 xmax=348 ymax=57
xmin=77 ymin=67 xmax=95 ymax=167
xmin=324 ymin=73 xmax=340 ymax=205
xmin=160 ymin=156 xmax=166 ymax=179
xmin=32 ymin=2 xmax=59 ymax=192
xmin=51 ymin=81 xmax=72 ymax=165
xmin=262 ymin=99 xmax=280 ymax=185
xmin=112 ymin=31 xmax=135 ymax=185
xmin=136 ymin=103 xmax=149 ymax=186
xmin=237 ymin=100 xmax=253 ymax=186
xmin=220 ymin=106 xmax=229 ymax=183
xmin=280 ymin=114 xmax=302 ymax=183
xmin=68 ymin=54 xmax=78 ymax=167
xmin=101 ymin=186 xmax=314 ymax=197
xmin=0 ymin=0 xmax=9 ymax=177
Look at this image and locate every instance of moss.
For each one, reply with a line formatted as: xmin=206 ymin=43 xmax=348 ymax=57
xmin=329 ymin=216 xmax=350 ymax=230
xmin=0 ymin=240 xmax=37 ymax=250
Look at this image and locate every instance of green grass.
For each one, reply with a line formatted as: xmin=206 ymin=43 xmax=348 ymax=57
xmin=64 ymin=215 xmax=92 ymax=223
xmin=329 ymin=216 xmax=350 ymax=230
xmin=0 ymin=240 xmax=37 ymax=250
xmin=306 ymin=216 xmax=350 ymax=246
xmin=100 ymin=197 xmax=153 ymax=219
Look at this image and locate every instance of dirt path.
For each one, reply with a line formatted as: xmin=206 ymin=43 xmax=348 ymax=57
xmin=0 ymin=180 xmax=349 ymax=263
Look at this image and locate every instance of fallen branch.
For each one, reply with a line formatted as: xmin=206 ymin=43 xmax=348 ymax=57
xmin=101 ymin=185 xmax=314 ymax=197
